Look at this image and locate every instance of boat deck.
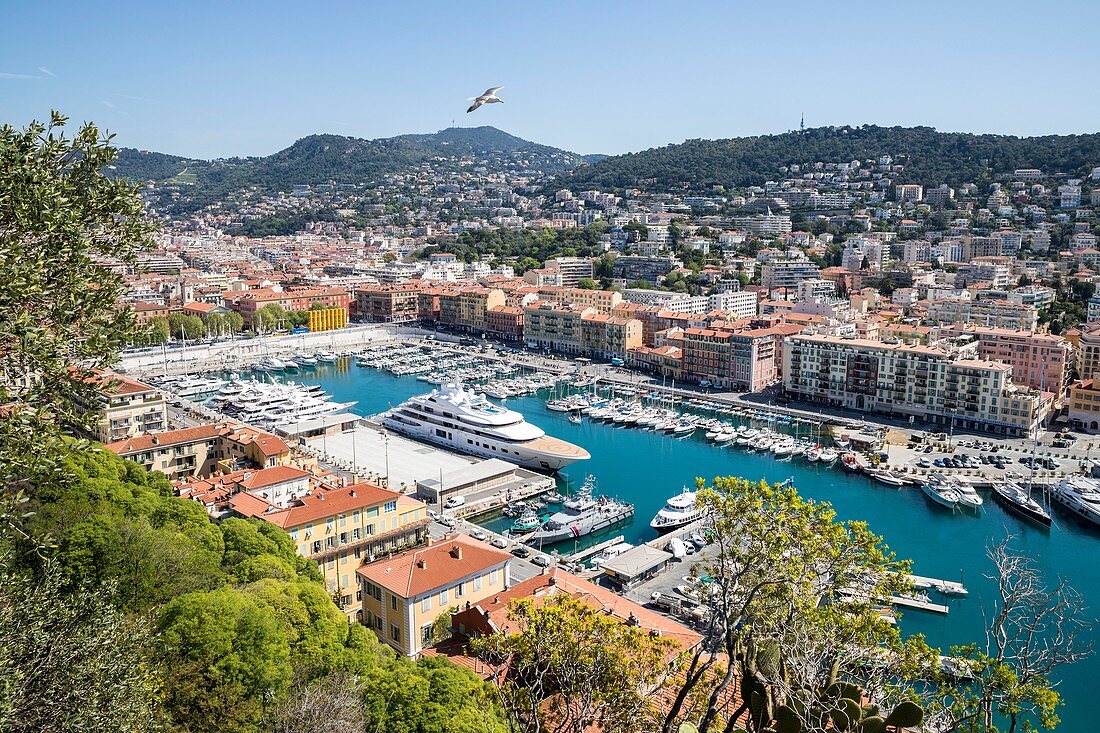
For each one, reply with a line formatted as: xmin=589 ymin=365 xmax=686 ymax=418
xmin=525 ymin=434 xmax=591 ymax=459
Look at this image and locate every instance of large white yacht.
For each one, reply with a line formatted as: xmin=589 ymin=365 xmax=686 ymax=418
xmin=1053 ymin=476 xmax=1100 ymax=528
xmin=379 ymin=383 xmax=590 ymax=472
xmin=650 ymin=488 xmax=705 ymax=532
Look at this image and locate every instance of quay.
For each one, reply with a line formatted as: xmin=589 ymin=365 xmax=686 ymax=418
xmin=564 ymin=534 xmax=626 ymax=563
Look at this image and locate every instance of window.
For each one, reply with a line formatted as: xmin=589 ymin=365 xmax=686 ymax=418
xmin=473 ymin=574 xmax=482 ymax=591
xmin=454 ymin=583 xmax=464 ymax=598
xmin=439 ymin=588 xmax=448 ymax=604
xmin=391 ymin=594 xmax=398 ymax=611
xmin=421 ymin=625 xmax=434 ymax=645
xmin=421 ymin=597 xmax=431 ymax=612
xmin=384 ymin=500 xmax=397 ymax=513
xmin=490 ymin=569 xmax=499 ymax=585
xmin=391 ymin=625 xmax=400 ymax=642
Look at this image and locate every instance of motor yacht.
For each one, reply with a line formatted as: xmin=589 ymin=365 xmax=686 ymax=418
xmin=650 ymin=487 xmax=705 ymax=532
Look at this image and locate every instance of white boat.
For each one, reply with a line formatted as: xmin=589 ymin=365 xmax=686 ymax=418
xmin=818 ymin=448 xmax=839 ymax=464
xmin=379 ymin=383 xmax=590 ymax=472
xmin=590 ymin=541 xmax=635 ymax=569
xmin=650 ymin=488 xmax=705 ymax=532
xmin=954 ymin=481 xmax=984 ymax=510
xmin=870 ymin=470 xmax=908 ymax=487
xmin=527 ymin=476 xmax=634 ymax=545
xmin=315 ymin=351 xmax=339 ymax=363
xmin=1052 ymin=476 xmax=1100 ymax=528
xmin=922 ymin=475 xmax=961 ymax=509
xmin=568 ymin=413 xmax=582 ymax=425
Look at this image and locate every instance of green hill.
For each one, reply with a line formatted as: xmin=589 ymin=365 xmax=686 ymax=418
xmin=550 ymin=124 xmax=1100 ymax=193
xmin=112 ymin=126 xmax=592 ymax=210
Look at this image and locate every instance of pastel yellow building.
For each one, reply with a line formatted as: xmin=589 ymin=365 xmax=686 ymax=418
xmin=357 ymin=534 xmax=512 ymax=656
xmin=233 ymin=482 xmax=430 ymax=614
xmin=308 ymin=306 xmax=349 ymax=332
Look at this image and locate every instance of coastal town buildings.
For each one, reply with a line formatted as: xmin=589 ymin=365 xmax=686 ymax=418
xmin=357 ymin=534 xmax=512 ymax=656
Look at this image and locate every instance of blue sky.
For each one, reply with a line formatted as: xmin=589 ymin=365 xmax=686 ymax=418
xmin=2 ymin=0 xmax=1098 ymax=159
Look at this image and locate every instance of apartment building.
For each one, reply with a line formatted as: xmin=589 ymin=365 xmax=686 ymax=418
xmin=226 ymin=286 xmax=352 ymax=330
xmin=710 ymin=289 xmax=759 ymax=319
xmin=761 ymin=259 xmax=821 ymax=291
xmin=580 ymin=314 xmax=643 ymax=359
xmin=358 ymin=535 xmax=512 ymax=656
xmin=783 ymin=334 xmax=1049 ymax=436
xmin=438 ymin=288 xmax=506 ymax=333
xmin=611 ymin=255 xmax=682 ymax=284
xmin=538 ymin=286 xmax=622 ymax=313
xmin=926 ymin=299 xmax=1038 ymax=331
xmin=235 ymin=482 xmax=430 ymax=614
xmin=895 ymin=184 xmax=924 ymax=203
xmin=485 ymin=305 xmax=524 ymax=341
xmin=1077 ymin=327 xmax=1100 ymax=381
xmin=354 ymin=285 xmax=419 ymax=323
xmin=83 ymin=371 xmax=167 ymax=442
xmin=1068 ymin=380 xmax=1100 ymax=432
xmin=938 ymin=325 xmax=1071 ymax=397
xmin=105 ymin=422 xmax=292 ymax=481
xmin=544 ymin=256 xmax=594 ymax=287
xmin=679 ymin=322 xmax=803 ymax=391
xmin=523 ymin=303 xmax=642 ymax=358
xmin=622 ymin=288 xmax=709 ymax=313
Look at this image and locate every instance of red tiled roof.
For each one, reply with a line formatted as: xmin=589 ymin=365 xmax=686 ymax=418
xmin=356 ymin=534 xmax=511 ymax=598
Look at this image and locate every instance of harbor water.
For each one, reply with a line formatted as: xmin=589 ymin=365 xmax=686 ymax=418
xmin=266 ymin=359 xmax=1100 ymax=730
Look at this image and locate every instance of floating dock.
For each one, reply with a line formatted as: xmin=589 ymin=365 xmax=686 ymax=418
xmin=564 ymin=534 xmax=626 ymax=562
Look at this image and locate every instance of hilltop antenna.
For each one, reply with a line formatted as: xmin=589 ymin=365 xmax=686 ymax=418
xmin=800 ymin=113 xmax=805 ymax=135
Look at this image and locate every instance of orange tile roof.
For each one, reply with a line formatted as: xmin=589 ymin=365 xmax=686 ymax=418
xmin=356 ymin=534 xmax=511 ymax=598
xmin=260 ymin=482 xmax=410 ymax=528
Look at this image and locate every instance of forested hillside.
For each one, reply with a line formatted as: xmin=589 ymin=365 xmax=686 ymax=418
xmin=551 ymin=125 xmax=1100 ymax=193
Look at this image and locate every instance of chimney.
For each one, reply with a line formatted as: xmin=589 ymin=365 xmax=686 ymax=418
xmin=151 ymin=436 xmax=159 ymax=445
xmin=349 ymin=489 xmax=356 ymax=497
xmin=318 ymin=492 xmax=325 ymax=500
xmin=416 ymin=558 xmax=427 ymax=569
xmin=449 ymin=545 xmax=463 ymax=559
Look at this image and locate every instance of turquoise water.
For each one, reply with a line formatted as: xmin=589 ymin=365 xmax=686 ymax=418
xmin=271 ymin=360 xmax=1100 ymax=730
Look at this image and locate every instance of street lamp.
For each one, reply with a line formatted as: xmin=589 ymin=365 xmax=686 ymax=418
xmin=383 ymin=429 xmax=390 ymax=488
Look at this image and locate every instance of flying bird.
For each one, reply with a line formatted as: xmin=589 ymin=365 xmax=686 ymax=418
xmin=467 ymin=86 xmax=504 ymax=113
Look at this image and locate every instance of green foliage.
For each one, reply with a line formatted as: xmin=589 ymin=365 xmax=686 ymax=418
xmin=0 ymin=112 xmax=153 ymax=495
xmin=473 ymin=594 xmax=674 ymax=733
xmin=0 ymin=554 xmax=160 ymax=733
xmin=112 ymin=127 xmax=589 ymax=216
xmin=416 ymin=224 xmax=606 ymax=272
xmin=552 ymin=124 xmax=1100 ymax=194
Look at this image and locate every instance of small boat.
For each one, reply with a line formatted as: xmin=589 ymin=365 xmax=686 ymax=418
xmin=568 ymin=413 xmax=582 ymax=424
xmin=870 ymin=470 xmax=908 ymax=487
xmin=818 ymin=448 xmax=839 ymax=464
xmin=841 ymin=452 xmax=865 ymax=472
xmin=510 ymin=510 xmax=542 ymax=533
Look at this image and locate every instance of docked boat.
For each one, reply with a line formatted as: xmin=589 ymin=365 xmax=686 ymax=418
xmin=954 ymin=481 xmax=984 ymax=510
xmin=568 ymin=413 xmax=582 ymax=425
xmin=1052 ymin=476 xmax=1100 ymax=528
xmin=922 ymin=475 xmax=961 ymax=510
xmin=379 ymin=383 xmax=590 ymax=472
xmin=841 ymin=452 xmax=866 ymax=472
xmin=870 ymin=470 xmax=908 ymax=487
xmin=590 ymin=541 xmax=635 ymax=569
xmin=510 ymin=510 xmax=543 ymax=533
xmin=650 ymin=488 xmax=705 ymax=532
xmin=527 ymin=476 xmax=634 ymax=545
xmin=293 ymin=353 xmax=318 ymax=367
xmin=316 ymin=351 xmax=339 ymax=363
xmin=991 ymin=481 xmax=1051 ymax=528
xmin=818 ymin=448 xmax=839 ymax=465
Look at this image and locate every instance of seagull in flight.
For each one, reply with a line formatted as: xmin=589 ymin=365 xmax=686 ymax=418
xmin=467 ymin=86 xmax=504 ymax=113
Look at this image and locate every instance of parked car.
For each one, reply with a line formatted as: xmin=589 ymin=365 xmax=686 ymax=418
xmin=490 ymin=537 xmax=509 ymax=549
xmin=511 ymin=546 xmax=532 ymax=558
xmin=531 ymin=555 xmax=551 ymax=567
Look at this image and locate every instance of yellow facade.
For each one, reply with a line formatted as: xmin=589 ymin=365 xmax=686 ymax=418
xmin=308 ymin=307 xmax=349 ymax=332
xmin=275 ymin=492 xmax=429 ymax=614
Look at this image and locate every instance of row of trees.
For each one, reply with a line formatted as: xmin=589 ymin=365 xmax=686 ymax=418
xmin=135 ymin=311 xmax=247 ymax=345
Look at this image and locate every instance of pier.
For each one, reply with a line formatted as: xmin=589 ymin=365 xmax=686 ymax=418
xmin=563 ymin=534 xmax=626 ymax=563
